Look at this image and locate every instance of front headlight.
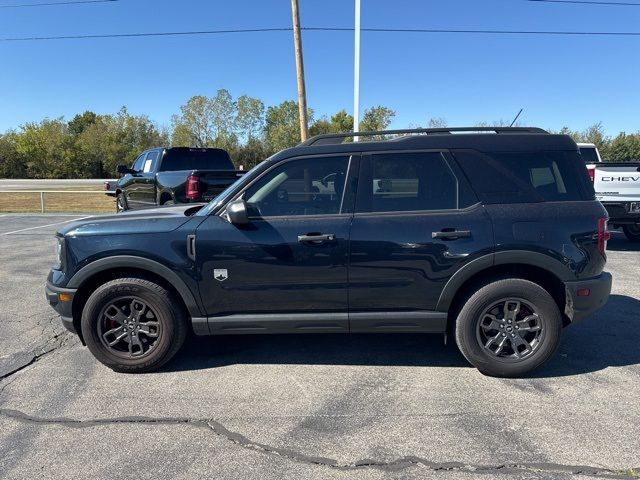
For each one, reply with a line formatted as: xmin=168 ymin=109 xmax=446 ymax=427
xmin=55 ymin=236 xmax=65 ymax=269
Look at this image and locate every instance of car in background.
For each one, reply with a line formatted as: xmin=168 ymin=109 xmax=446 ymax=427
xmin=113 ymin=147 xmax=244 ymax=212
xmin=580 ymin=144 xmax=640 ymax=242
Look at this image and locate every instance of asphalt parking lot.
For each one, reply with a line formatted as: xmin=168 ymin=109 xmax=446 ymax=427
xmin=0 ymin=214 xmax=638 ymax=480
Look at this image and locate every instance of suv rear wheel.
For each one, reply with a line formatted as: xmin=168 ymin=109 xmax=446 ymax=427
xmin=622 ymin=224 xmax=640 ymax=242
xmin=455 ymin=278 xmax=562 ymax=377
xmin=81 ymin=278 xmax=187 ymax=373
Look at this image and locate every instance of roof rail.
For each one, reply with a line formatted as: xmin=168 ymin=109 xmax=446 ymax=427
xmin=301 ymin=127 xmax=549 ymax=146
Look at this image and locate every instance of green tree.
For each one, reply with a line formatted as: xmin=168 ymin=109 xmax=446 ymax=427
xmin=264 ymin=100 xmax=313 ymax=153
xmin=68 ymin=111 xmax=98 ymax=136
xmin=309 ymin=118 xmax=332 ymax=136
xmin=359 ymin=106 xmax=395 ymax=131
xmin=236 ymin=95 xmax=265 ymax=141
xmin=309 ymin=110 xmax=354 ymax=137
xmin=99 ymin=107 xmax=167 ymax=175
xmin=172 ymin=95 xmax=214 ymax=147
xmin=14 ymin=118 xmax=73 ymax=178
xmin=426 ymin=117 xmax=448 ymax=128
xmin=0 ymin=132 xmax=26 ymax=178
xmin=557 ymin=123 xmax=612 ymax=160
xmin=608 ymin=133 xmax=640 ymax=162
xmin=235 ymin=136 xmax=269 ymax=170
xmin=171 ymin=89 xmax=241 ymax=151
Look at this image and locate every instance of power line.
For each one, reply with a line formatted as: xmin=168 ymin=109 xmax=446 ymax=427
xmin=0 ymin=0 xmax=116 ymax=8
xmin=529 ymin=0 xmax=640 ymax=5
xmin=0 ymin=28 xmax=291 ymax=42
xmin=4 ymin=26 xmax=640 ymax=42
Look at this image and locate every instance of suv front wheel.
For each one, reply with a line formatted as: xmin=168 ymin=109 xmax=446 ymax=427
xmin=81 ymin=277 xmax=187 ymax=373
xmin=455 ymin=278 xmax=562 ymax=377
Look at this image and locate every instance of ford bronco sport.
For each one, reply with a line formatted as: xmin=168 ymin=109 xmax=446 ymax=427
xmin=46 ymin=127 xmax=612 ymax=377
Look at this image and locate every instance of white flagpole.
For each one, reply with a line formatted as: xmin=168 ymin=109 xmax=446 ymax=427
xmin=353 ymin=0 xmax=361 ymax=141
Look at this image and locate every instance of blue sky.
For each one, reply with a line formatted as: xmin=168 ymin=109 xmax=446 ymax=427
xmin=0 ymin=0 xmax=639 ymax=134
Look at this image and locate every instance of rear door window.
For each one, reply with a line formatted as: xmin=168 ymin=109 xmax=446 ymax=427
xmin=451 ymin=150 xmax=591 ymax=203
xmin=143 ymin=150 xmax=159 ymax=173
xmin=355 ymin=152 xmax=476 ymax=213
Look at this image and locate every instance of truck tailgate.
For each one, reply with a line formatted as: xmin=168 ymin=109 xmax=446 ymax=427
xmin=197 ymin=170 xmax=245 ymax=201
xmin=593 ymin=163 xmax=640 ymax=202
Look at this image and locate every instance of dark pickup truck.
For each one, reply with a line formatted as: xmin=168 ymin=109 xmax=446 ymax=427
xmin=114 ymin=147 xmax=244 ymax=212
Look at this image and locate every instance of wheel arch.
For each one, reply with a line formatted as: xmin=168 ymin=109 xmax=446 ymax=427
xmin=438 ymin=251 xmax=570 ymax=330
xmin=68 ymin=256 xmax=202 ymax=342
xmin=158 ymin=190 xmax=174 ymax=205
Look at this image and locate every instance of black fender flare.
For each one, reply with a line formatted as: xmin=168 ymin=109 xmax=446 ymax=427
xmin=435 ymin=250 xmax=571 ymax=312
xmin=67 ymin=255 xmax=203 ymax=317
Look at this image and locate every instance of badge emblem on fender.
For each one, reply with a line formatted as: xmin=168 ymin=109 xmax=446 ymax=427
xmin=214 ymin=269 xmax=228 ymax=282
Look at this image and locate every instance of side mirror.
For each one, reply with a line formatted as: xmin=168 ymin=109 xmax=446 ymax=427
xmin=117 ymin=164 xmax=133 ymax=175
xmin=226 ymin=198 xmax=249 ymax=225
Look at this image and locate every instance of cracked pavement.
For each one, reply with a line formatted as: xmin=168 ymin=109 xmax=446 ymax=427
xmin=0 ymin=214 xmax=639 ymax=480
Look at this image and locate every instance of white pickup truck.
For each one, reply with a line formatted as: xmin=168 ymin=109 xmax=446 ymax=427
xmin=580 ymin=143 xmax=640 ymax=242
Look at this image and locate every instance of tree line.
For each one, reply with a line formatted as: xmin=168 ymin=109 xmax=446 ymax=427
xmin=0 ymin=89 xmax=638 ymax=179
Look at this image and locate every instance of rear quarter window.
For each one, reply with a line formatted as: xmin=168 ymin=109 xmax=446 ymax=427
xmin=451 ymin=150 xmax=592 ymax=204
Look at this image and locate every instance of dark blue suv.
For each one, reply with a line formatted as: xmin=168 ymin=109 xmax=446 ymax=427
xmin=45 ymin=128 xmax=612 ymax=377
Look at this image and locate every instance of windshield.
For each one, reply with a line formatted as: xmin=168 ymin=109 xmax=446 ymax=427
xmin=196 ymin=158 xmax=273 ymax=216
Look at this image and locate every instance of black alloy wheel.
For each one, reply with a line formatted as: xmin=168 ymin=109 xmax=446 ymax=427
xmin=476 ymin=298 xmax=544 ymax=360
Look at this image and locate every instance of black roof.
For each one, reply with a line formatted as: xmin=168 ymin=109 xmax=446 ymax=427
xmin=270 ymin=127 xmax=578 ymax=162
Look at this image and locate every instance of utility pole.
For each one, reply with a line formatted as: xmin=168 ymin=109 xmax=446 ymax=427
xmin=353 ymin=0 xmax=361 ymax=140
xmin=291 ymin=0 xmax=309 ymax=141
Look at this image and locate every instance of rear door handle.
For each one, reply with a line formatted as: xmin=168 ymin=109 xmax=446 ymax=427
xmin=432 ymin=229 xmax=472 ymax=240
xmin=298 ymin=233 xmax=336 ymax=244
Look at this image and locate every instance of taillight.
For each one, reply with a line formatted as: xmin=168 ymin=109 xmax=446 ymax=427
xmin=587 ymin=167 xmax=595 ymax=183
xmin=597 ymin=217 xmax=611 ymax=258
xmin=186 ymin=175 xmax=200 ymax=200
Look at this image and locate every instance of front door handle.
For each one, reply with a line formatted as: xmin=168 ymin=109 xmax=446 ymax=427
xmin=432 ymin=229 xmax=472 ymax=240
xmin=298 ymin=233 xmax=336 ymax=244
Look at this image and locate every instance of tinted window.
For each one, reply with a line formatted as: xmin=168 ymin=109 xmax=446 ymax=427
xmin=132 ymin=154 xmax=146 ymax=172
xmin=243 ymin=156 xmax=350 ymax=217
xmin=356 ymin=152 xmax=470 ymax=213
xmin=160 ymin=148 xmax=234 ymax=171
xmin=579 ymin=147 xmax=599 ymax=163
xmin=452 ymin=150 xmax=589 ymax=203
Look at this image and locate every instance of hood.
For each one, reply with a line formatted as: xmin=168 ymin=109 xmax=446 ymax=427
xmin=58 ymin=204 xmax=205 ymax=237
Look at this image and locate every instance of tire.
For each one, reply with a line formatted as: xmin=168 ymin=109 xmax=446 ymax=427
xmin=622 ymin=224 xmax=640 ymax=242
xmin=81 ymin=277 xmax=187 ymax=373
xmin=454 ymin=278 xmax=562 ymax=377
xmin=161 ymin=199 xmax=175 ymax=206
xmin=116 ymin=193 xmax=127 ymax=213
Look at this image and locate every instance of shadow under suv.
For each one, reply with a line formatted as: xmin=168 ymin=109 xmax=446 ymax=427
xmin=46 ymin=127 xmax=612 ymax=377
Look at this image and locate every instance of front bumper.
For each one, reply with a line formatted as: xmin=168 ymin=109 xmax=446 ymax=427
xmin=601 ymin=202 xmax=640 ymax=225
xmin=564 ymin=272 xmax=612 ymax=324
xmin=45 ymin=281 xmax=77 ymax=334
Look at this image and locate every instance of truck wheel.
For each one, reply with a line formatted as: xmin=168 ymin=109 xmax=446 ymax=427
xmin=622 ymin=225 xmax=640 ymax=242
xmin=116 ymin=193 xmax=127 ymax=213
xmin=161 ymin=199 xmax=175 ymax=206
xmin=81 ymin=278 xmax=187 ymax=373
xmin=455 ymin=278 xmax=562 ymax=377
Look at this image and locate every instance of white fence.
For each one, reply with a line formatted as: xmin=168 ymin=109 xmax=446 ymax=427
xmin=0 ymin=190 xmax=108 ymax=213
